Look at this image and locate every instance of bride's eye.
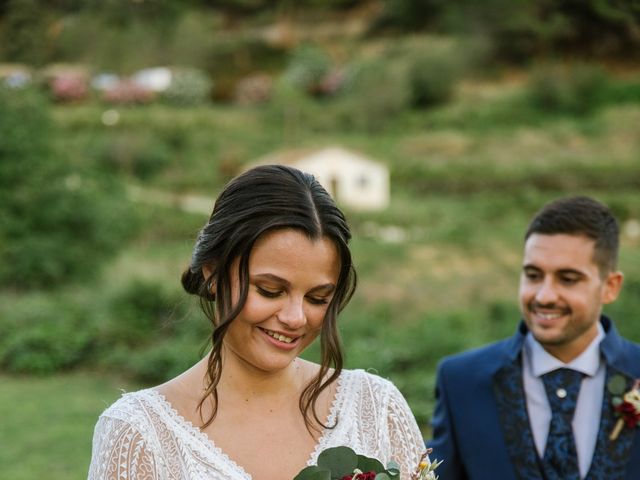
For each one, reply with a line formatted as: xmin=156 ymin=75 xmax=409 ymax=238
xmin=307 ymin=295 xmax=329 ymax=305
xmin=256 ymin=286 xmax=281 ymax=298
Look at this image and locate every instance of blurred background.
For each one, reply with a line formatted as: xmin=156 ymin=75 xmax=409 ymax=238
xmin=1 ymin=0 xmax=640 ymax=478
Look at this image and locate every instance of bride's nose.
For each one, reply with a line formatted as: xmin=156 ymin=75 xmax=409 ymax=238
xmin=277 ymin=297 xmax=306 ymax=330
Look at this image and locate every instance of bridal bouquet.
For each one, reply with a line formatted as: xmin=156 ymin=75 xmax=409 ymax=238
xmin=294 ymin=446 xmax=440 ymax=480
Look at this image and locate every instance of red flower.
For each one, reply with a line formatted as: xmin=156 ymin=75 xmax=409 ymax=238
xmin=615 ymin=401 xmax=640 ymax=428
xmin=341 ymin=472 xmax=377 ymax=480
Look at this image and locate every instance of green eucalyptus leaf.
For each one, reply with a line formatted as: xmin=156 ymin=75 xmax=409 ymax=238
xmin=317 ymin=446 xmax=358 ymax=476
xmin=386 ymin=466 xmax=400 ymax=478
xmin=293 ymin=466 xmax=331 ymax=480
xmin=356 ymin=455 xmax=385 ymax=473
xmin=386 ymin=460 xmax=400 ymax=471
xmin=309 ymin=472 xmax=332 ymax=480
xmin=608 ymin=375 xmax=627 ymax=395
xmin=612 ymin=397 xmax=623 ymax=407
xmin=385 ymin=459 xmax=400 ymax=477
xmin=374 ymin=474 xmax=391 ymax=480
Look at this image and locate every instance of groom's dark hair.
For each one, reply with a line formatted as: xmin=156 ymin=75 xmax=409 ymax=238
xmin=525 ymin=196 xmax=619 ymax=275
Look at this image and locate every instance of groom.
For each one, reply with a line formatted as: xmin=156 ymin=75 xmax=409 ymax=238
xmin=427 ymin=196 xmax=640 ymax=479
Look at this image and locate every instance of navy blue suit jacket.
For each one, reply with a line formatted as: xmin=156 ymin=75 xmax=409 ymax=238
xmin=427 ymin=316 xmax=640 ymax=480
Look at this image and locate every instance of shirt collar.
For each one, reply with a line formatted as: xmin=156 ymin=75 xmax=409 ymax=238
xmin=524 ymin=322 xmax=604 ymax=378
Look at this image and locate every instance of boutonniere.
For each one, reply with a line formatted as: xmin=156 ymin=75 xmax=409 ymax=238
xmin=294 ymin=446 xmax=441 ymax=480
xmin=607 ymin=375 xmax=640 ymax=441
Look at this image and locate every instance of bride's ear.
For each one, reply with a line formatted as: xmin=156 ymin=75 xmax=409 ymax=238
xmin=202 ymin=264 xmax=216 ymax=296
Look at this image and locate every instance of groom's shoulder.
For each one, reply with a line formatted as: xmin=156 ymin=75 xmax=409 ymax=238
xmin=608 ymin=330 xmax=640 ymax=373
xmin=602 ymin=316 xmax=640 ymax=374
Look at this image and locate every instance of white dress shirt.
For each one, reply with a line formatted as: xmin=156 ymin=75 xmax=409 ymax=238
xmin=522 ymin=323 xmax=605 ymax=479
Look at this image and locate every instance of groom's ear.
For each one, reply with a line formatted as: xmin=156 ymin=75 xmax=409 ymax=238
xmin=601 ymin=270 xmax=623 ymax=305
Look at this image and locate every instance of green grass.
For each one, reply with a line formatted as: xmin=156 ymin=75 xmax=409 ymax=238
xmin=0 ymin=373 xmax=140 ymax=480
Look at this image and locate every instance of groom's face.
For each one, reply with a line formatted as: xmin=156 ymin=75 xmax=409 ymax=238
xmin=518 ymin=233 xmax=622 ymax=363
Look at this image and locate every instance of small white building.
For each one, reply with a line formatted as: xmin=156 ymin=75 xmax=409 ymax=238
xmin=131 ymin=67 xmax=172 ymax=92
xmin=252 ymin=146 xmax=389 ymax=211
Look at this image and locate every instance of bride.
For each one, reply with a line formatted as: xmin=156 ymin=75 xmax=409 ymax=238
xmin=88 ymin=165 xmax=428 ymax=479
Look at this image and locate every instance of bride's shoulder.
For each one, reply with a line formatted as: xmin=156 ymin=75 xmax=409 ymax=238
xmin=339 ymin=368 xmax=397 ymax=394
xmin=99 ymin=388 xmax=161 ymax=423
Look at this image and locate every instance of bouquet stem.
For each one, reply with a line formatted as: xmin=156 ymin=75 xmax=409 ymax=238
xmin=609 ymin=418 xmax=624 ymax=441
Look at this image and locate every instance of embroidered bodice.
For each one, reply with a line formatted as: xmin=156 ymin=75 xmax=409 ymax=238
xmin=88 ymin=369 xmax=427 ymax=479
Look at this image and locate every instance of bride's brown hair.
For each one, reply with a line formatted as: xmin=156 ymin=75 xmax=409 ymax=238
xmin=181 ymin=165 xmax=357 ymax=432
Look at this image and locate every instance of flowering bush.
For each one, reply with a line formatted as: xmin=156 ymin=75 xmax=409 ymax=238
xmin=234 ymin=73 xmax=273 ymax=105
xmin=316 ymin=68 xmax=349 ymax=96
xmin=162 ymin=68 xmax=212 ymax=106
xmin=50 ymin=73 xmax=88 ymax=102
xmin=103 ymin=80 xmax=155 ymax=105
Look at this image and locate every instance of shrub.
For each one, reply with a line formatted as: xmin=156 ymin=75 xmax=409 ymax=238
xmin=110 ymin=338 xmax=203 ymax=384
xmin=162 ymin=68 xmax=212 ymax=106
xmin=0 ymin=0 xmax=50 ymax=66
xmin=96 ymin=133 xmax=172 ymax=179
xmin=0 ymin=295 xmax=96 ymax=374
xmin=102 ymin=280 xmax=185 ymax=348
xmin=0 ymin=87 xmax=135 ymax=289
xmin=333 ymin=58 xmax=411 ymax=131
xmin=375 ymin=0 xmax=640 ymax=61
xmin=267 ymin=78 xmax=324 ymax=136
xmin=98 ymin=286 xmax=207 ymax=383
xmin=282 ymin=44 xmax=332 ymax=95
xmin=166 ymin=10 xmax=219 ymax=71
xmin=405 ymin=45 xmax=466 ymax=107
xmin=527 ymin=63 xmax=609 ymax=115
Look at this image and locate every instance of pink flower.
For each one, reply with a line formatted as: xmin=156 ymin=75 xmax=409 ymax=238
xmin=615 ymin=401 xmax=640 ymax=428
xmin=341 ymin=472 xmax=377 ymax=480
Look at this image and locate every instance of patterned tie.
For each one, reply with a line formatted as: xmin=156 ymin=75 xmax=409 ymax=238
xmin=541 ymin=368 xmax=585 ymax=480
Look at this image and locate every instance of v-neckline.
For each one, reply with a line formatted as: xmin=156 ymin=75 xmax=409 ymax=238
xmin=147 ymin=371 xmax=348 ymax=479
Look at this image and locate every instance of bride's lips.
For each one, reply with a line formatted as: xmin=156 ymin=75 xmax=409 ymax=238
xmin=258 ymin=327 xmax=301 ymax=350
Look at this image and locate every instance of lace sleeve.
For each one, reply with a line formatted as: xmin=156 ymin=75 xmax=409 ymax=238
xmin=88 ymin=415 xmax=160 ymax=480
xmin=385 ymin=383 xmax=430 ymax=479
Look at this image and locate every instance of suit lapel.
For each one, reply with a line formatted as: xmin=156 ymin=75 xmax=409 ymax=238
xmin=494 ymin=358 xmax=545 ymax=480
xmin=585 ymin=367 xmax=637 ymax=479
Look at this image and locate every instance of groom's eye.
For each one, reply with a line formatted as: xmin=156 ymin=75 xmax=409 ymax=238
xmin=559 ymin=274 xmax=581 ymax=285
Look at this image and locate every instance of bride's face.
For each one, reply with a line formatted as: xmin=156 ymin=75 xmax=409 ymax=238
xmin=222 ymin=228 xmax=340 ymax=374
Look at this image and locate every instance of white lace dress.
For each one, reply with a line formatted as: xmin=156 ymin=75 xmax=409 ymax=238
xmin=88 ymin=369 xmax=427 ymax=480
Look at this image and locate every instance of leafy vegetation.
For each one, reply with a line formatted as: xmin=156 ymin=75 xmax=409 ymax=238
xmin=0 ymin=87 xmax=134 ymax=290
